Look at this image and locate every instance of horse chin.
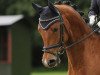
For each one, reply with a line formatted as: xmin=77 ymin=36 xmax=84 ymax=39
xmin=42 ymin=56 xmax=61 ymax=68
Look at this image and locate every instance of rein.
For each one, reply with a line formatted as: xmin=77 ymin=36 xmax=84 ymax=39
xmin=65 ymin=27 xmax=99 ymax=49
xmin=40 ymin=9 xmax=99 ymax=55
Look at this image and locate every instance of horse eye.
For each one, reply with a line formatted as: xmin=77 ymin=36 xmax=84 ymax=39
xmin=52 ymin=28 xmax=58 ymax=32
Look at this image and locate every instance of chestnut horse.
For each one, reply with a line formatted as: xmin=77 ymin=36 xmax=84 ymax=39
xmin=32 ymin=1 xmax=100 ymax=75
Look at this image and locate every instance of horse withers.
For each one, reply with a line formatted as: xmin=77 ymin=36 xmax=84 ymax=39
xmin=32 ymin=1 xmax=100 ymax=75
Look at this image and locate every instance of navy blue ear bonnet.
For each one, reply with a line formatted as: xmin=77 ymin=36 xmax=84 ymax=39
xmin=39 ymin=6 xmax=59 ymax=29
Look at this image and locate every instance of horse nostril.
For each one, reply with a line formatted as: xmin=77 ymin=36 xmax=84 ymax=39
xmin=48 ymin=59 xmax=56 ymax=67
xmin=49 ymin=59 xmax=56 ymax=64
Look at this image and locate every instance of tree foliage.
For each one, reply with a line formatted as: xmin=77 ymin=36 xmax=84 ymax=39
xmin=0 ymin=0 xmax=47 ymax=16
xmin=0 ymin=0 xmax=91 ymax=16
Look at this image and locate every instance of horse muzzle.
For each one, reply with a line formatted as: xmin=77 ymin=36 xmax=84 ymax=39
xmin=42 ymin=55 xmax=61 ymax=68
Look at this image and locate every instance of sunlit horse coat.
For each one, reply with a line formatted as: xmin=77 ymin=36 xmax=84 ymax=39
xmin=88 ymin=0 xmax=100 ymax=17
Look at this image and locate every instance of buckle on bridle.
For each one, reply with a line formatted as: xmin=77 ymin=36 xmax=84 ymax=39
xmin=58 ymin=46 xmax=65 ymax=55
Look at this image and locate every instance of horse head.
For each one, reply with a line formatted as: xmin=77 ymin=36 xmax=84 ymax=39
xmin=32 ymin=1 xmax=69 ymax=68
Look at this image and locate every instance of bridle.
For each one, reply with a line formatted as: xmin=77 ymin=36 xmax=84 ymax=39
xmin=39 ymin=7 xmax=100 ymax=56
xmin=39 ymin=10 xmax=66 ymax=55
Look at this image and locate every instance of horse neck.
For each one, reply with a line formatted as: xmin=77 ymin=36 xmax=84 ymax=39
xmin=64 ymin=17 xmax=100 ymax=74
xmin=63 ymin=11 xmax=96 ymax=74
xmin=57 ymin=5 xmax=100 ymax=75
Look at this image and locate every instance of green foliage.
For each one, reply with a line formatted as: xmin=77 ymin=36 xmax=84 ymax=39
xmin=0 ymin=0 xmax=47 ymax=16
xmin=0 ymin=0 xmax=91 ymax=16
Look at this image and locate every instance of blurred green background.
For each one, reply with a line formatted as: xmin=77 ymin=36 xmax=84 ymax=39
xmin=0 ymin=0 xmax=91 ymax=75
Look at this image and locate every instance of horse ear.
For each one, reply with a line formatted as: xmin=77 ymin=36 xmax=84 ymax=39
xmin=48 ymin=0 xmax=58 ymax=14
xmin=32 ymin=3 xmax=43 ymax=13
